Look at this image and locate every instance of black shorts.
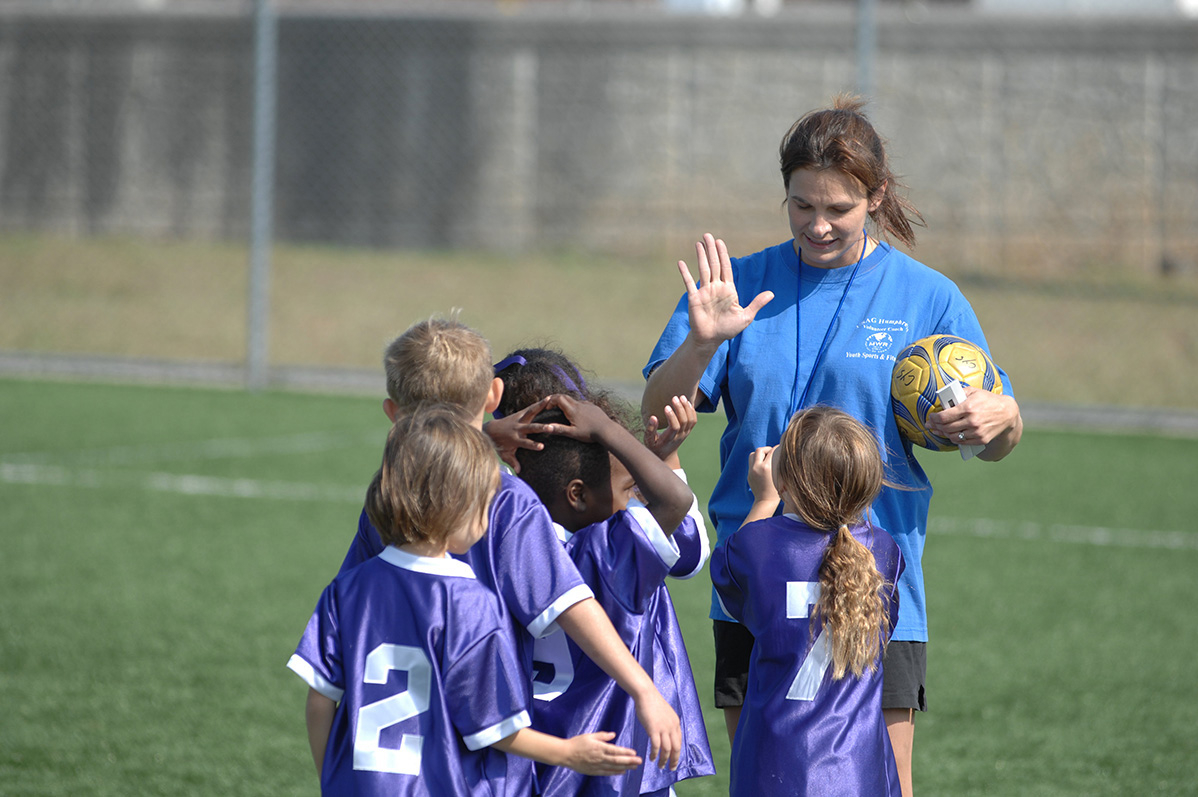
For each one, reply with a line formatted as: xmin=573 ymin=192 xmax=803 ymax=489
xmin=713 ymin=620 xmax=927 ymax=712
xmin=881 ymin=640 xmax=927 ymax=712
xmin=712 ymin=620 xmax=753 ymax=708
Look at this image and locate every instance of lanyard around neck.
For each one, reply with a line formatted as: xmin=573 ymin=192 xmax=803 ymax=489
xmin=789 ymin=235 xmax=868 ymax=416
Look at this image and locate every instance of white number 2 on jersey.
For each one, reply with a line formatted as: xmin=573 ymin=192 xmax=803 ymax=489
xmin=354 ymin=644 xmax=432 ymax=774
xmin=785 ymin=582 xmax=832 ymax=702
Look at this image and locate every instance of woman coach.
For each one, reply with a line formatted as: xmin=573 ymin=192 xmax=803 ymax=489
xmin=641 ymin=96 xmax=1023 ymax=797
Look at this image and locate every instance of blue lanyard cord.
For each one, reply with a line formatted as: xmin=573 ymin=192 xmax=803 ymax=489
xmin=790 ymin=234 xmax=868 ymax=417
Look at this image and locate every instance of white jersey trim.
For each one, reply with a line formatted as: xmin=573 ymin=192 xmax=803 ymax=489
xmin=462 ymin=709 xmax=532 ymax=751
xmin=527 ymin=584 xmax=594 ymax=639
xmin=379 ymin=545 xmax=477 ymax=579
xmin=671 ymin=468 xmax=710 ymax=579
xmin=287 ymin=653 xmax=345 ymax=702
xmin=626 ymin=500 xmax=682 ymax=569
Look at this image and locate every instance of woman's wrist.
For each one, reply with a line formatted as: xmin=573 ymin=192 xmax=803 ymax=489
xmin=683 ymin=329 xmax=725 ymax=357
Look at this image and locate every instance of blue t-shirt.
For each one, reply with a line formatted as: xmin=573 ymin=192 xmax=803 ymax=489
xmin=711 ymin=515 xmax=903 ymax=797
xmin=644 ymin=240 xmax=1012 ymax=642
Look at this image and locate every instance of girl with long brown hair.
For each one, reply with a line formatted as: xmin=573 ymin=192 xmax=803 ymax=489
xmin=711 ymin=405 xmax=903 ymax=796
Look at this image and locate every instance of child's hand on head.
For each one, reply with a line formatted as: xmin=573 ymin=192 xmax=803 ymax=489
xmin=484 ymin=396 xmax=555 ymax=473
xmin=644 ymin=395 xmax=697 ymax=467
xmin=540 ymin=394 xmax=613 ymax=443
xmin=747 ymin=446 xmax=780 ymax=505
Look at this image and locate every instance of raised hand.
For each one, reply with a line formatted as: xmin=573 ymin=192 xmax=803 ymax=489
xmin=746 ymin=446 xmax=780 ymax=505
xmin=644 ymin=395 xmax=697 ymax=466
xmin=678 ymin=233 xmax=774 ymax=348
xmin=741 ymin=446 xmax=782 ymax=527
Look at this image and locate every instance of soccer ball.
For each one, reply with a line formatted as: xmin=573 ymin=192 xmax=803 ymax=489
xmin=890 ymin=335 xmax=1004 ymax=451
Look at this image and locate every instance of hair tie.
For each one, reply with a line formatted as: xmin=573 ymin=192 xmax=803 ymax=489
xmin=489 ymin=356 xmax=527 ymax=420
xmin=493 ymin=355 xmax=527 ymax=374
xmin=549 ymin=365 xmax=586 ymax=397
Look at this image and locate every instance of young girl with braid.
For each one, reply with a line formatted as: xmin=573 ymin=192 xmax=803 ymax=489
xmin=711 ymin=406 xmax=904 ymax=797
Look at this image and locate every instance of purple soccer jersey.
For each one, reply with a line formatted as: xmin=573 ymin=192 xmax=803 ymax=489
xmin=288 ymin=547 xmax=532 ymax=797
xmin=339 ymin=472 xmax=592 ymax=654
xmin=337 ymin=472 xmax=593 ymax=793
xmin=711 ymin=514 xmax=905 ymax=797
xmin=532 ymin=495 xmax=716 ymax=796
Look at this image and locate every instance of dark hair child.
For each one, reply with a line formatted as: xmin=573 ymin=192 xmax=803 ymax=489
xmin=515 ymin=393 xmax=716 ymax=797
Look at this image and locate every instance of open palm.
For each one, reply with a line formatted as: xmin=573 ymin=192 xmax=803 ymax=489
xmin=678 ymin=233 xmax=773 ymax=346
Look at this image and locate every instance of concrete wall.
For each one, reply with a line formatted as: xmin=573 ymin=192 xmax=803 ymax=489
xmin=1 ymin=7 xmax=1195 ymax=275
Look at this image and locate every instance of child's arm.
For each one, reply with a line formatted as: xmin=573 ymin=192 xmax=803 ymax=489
xmin=304 ymin=688 xmax=337 ymax=777
xmin=492 ymin=727 xmax=642 ymax=776
xmin=547 ymin=394 xmax=693 ymax=535
xmin=646 ymin=396 xmax=710 ymax=578
xmin=643 ymin=394 xmax=697 ymax=470
xmin=484 ymin=396 xmax=555 ymax=474
xmin=741 ymin=446 xmax=781 ymax=527
xmin=556 ymin=598 xmax=681 ymax=771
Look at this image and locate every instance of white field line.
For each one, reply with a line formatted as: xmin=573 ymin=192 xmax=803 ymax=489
xmin=0 ymin=462 xmax=363 ymax=503
xmin=929 ymin=516 xmax=1198 ymax=551
xmin=1 ymin=430 xmax=378 ymax=503
xmin=2 ymin=430 xmax=380 ymax=467
xmin=3 ymin=459 xmax=1193 ymax=550
xmin=3 ymin=428 xmax=1192 ymax=549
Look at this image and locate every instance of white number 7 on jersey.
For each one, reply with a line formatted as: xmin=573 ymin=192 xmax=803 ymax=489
xmin=785 ymin=582 xmax=832 ymax=701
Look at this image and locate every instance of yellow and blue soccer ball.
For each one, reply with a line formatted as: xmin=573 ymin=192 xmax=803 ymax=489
xmin=890 ymin=334 xmax=1004 ymax=451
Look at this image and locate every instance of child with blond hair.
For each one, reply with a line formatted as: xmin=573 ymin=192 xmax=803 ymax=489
xmin=290 ymin=407 xmax=642 ymax=795
xmin=333 ymin=318 xmax=682 ymax=793
xmin=711 ymin=405 xmax=905 ymax=797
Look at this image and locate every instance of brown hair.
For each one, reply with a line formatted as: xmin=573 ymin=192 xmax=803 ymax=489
xmin=774 ymin=405 xmax=891 ymax=679
xmin=383 ymin=316 xmax=493 ymax=414
xmin=364 ymin=405 xmax=500 ymax=548
xmin=779 ymin=94 xmax=924 ymax=248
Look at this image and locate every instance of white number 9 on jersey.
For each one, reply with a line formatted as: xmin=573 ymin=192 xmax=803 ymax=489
xmin=531 ymin=629 xmax=575 ymax=701
xmin=354 ymin=644 xmax=432 ymax=774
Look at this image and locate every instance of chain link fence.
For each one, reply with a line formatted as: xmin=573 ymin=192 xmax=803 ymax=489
xmin=1 ymin=1 xmax=1196 ymax=411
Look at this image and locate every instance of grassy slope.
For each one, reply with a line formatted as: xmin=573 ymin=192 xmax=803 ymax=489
xmin=2 ymin=234 xmax=1197 ymax=407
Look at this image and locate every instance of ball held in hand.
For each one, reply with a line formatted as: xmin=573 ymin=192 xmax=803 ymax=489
xmin=890 ymin=334 xmax=1004 ymax=451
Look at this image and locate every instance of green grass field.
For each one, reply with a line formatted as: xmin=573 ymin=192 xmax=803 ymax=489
xmin=2 ymin=377 xmax=1196 ymax=795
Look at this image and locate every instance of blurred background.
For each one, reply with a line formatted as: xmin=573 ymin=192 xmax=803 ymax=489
xmin=1 ymin=0 xmax=1196 ymax=417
